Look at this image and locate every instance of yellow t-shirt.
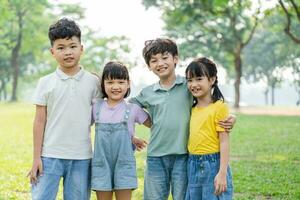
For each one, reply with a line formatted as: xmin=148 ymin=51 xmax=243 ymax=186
xmin=188 ymin=100 xmax=229 ymax=155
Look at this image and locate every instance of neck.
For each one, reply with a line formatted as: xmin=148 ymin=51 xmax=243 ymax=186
xmin=159 ymin=73 xmax=176 ymax=89
xmin=196 ymin=95 xmax=212 ymax=107
xmin=106 ymin=98 xmax=124 ymax=107
xmin=60 ymin=65 xmax=80 ymax=76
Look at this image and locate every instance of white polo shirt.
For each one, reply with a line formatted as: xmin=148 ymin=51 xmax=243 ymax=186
xmin=33 ymin=67 xmax=100 ymax=159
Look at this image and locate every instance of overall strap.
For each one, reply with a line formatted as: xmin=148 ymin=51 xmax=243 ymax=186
xmin=95 ymin=100 xmax=104 ymax=122
xmin=122 ymin=103 xmax=131 ymax=122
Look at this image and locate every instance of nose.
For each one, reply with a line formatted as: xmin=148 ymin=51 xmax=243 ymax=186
xmin=157 ymin=58 xmax=164 ymax=66
xmin=64 ymin=47 xmax=72 ymax=55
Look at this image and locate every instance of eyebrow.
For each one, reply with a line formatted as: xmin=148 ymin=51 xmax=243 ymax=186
xmin=56 ymin=42 xmax=78 ymax=46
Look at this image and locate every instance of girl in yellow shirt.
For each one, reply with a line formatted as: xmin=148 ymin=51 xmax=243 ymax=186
xmin=185 ymin=57 xmax=233 ymax=200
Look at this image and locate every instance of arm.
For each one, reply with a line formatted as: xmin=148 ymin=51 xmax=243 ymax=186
xmin=28 ymin=105 xmax=46 ymax=184
xmin=214 ymin=132 xmax=230 ymax=195
xmin=218 ymin=114 xmax=236 ymax=132
xmin=142 ymin=116 xmax=152 ymax=128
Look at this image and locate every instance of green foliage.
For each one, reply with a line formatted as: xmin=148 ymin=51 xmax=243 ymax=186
xmin=142 ymin=0 xmax=256 ymax=70
xmin=0 ymin=1 xmax=132 ymax=101
xmin=0 ymin=103 xmax=300 ymax=199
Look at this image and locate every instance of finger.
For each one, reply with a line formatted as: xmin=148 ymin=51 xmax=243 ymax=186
xmin=27 ymin=170 xmax=32 ymax=178
xmin=214 ymin=184 xmax=220 ymax=195
xmin=38 ymin=165 xmax=43 ymax=176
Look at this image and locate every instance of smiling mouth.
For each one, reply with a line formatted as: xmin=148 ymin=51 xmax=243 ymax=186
xmin=157 ymin=67 xmax=167 ymax=72
xmin=64 ymin=58 xmax=74 ymax=62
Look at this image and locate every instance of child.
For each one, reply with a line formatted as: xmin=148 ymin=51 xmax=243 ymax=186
xmin=28 ymin=18 xmax=100 ymax=200
xmin=185 ymin=57 xmax=233 ymax=200
xmin=91 ymin=61 xmax=151 ymax=200
xmin=130 ymin=38 xmax=235 ymax=200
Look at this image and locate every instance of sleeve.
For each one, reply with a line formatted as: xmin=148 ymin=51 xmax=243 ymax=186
xmin=215 ymin=102 xmax=229 ymax=132
xmin=32 ymin=78 xmax=47 ymax=106
xmin=93 ymin=75 xmax=102 ymax=100
xmin=132 ymin=104 xmax=149 ymax=124
xmin=129 ymin=90 xmax=149 ymax=109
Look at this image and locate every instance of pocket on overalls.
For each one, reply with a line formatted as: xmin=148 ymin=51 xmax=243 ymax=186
xmin=116 ymin=157 xmax=137 ymax=179
xmin=91 ymin=158 xmax=106 ymax=178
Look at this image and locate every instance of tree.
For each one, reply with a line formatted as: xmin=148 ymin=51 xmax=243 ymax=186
xmin=243 ymin=14 xmax=295 ymax=105
xmin=278 ymin=0 xmax=300 ymax=43
xmin=0 ymin=0 xmax=50 ymax=101
xmin=142 ymin=0 xmax=260 ymax=108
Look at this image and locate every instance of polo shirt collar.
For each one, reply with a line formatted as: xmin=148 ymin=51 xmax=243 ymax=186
xmin=56 ymin=67 xmax=84 ymax=81
xmin=153 ymin=75 xmax=185 ymax=91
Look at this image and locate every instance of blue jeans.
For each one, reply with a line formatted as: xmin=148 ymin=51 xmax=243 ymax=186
xmin=185 ymin=153 xmax=233 ymax=200
xmin=144 ymin=154 xmax=188 ymax=200
xmin=31 ymin=157 xmax=91 ymax=200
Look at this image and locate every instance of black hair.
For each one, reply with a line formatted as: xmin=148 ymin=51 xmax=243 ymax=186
xmin=101 ymin=61 xmax=131 ymax=98
xmin=48 ymin=18 xmax=81 ymax=46
xmin=185 ymin=57 xmax=224 ymax=106
xmin=142 ymin=38 xmax=178 ymax=66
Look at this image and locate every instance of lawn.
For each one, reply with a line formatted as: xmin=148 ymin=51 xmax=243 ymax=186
xmin=0 ymin=103 xmax=299 ymax=200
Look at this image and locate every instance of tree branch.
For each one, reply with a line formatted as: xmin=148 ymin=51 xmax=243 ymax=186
xmin=279 ymin=0 xmax=300 ymax=43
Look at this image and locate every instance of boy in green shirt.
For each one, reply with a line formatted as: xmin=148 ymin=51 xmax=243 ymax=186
xmin=131 ymin=38 xmax=234 ymax=200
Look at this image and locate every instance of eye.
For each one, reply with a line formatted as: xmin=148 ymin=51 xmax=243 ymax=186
xmin=57 ymin=47 xmax=64 ymax=50
xmin=105 ymin=80 xmax=113 ymax=84
xmin=162 ymin=56 xmax=168 ymax=60
xmin=150 ymin=59 xmax=157 ymax=64
xmin=71 ymin=45 xmax=77 ymax=48
xmin=186 ymin=78 xmax=192 ymax=82
xmin=196 ymin=77 xmax=203 ymax=81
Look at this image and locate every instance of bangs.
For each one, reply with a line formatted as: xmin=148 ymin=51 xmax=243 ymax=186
xmin=102 ymin=64 xmax=129 ymax=81
xmin=185 ymin=61 xmax=209 ymax=78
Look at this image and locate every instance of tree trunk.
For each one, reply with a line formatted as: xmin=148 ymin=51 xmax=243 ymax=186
xmin=297 ymin=90 xmax=300 ymax=106
xmin=10 ymin=12 xmax=23 ymax=102
xmin=264 ymin=88 xmax=269 ymax=105
xmin=271 ymin=84 xmax=275 ymax=106
xmin=0 ymin=79 xmax=8 ymax=101
xmin=234 ymin=48 xmax=242 ymax=108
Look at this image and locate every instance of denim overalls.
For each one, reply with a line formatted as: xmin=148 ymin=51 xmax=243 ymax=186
xmin=91 ymin=101 xmax=137 ymax=191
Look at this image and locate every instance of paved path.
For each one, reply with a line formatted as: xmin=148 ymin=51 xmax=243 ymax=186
xmin=231 ymin=106 xmax=300 ymax=116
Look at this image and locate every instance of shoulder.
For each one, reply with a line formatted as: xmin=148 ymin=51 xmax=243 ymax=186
xmin=38 ymin=71 xmax=57 ymax=83
xmin=83 ymin=70 xmax=100 ymax=82
xmin=214 ymin=100 xmax=229 ymax=114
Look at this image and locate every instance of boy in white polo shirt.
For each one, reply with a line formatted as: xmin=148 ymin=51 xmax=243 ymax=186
xmin=28 ymin=18 xmax=100 ymax=200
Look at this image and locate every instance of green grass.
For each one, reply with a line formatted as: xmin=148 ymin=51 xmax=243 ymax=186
xmin=0 ymin=103 xmax=299 ymax=199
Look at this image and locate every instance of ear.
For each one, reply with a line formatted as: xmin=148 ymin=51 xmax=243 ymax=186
xmin=50 ymin=48 xmax=54 ymax=56
xmin=174 ymin=55 xmax=179 ymax=65
xmin=210 ymin=76 xmax=216 ymax=86
xmin=127 ymin=80 xmax=131 ymax=88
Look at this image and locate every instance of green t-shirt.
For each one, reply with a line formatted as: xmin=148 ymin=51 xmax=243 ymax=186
xmin=130 ymin=76 xmax=193 ymax=156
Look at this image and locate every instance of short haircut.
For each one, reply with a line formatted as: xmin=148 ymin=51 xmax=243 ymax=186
xmin=48 ymin=18 xmax=81 ymax=46
xmin=142 ymin=38 xmax=178 ymax=66
xmin=101 ymin=61 xmax=131 ymax=98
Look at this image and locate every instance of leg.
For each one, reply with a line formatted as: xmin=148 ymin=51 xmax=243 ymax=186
xmin=185 ymin=156 xmax=203 ymax=200
xmin=31 ymin=157 xmax=62 ymax=200
xmin=143 ymin=156 xmax=170 ymax=200
xmin=63 ymin=159 xmax=91 ymax=200
xmin=31 ymin=173 xmax=60 ymax=200
xmin=171 ymin=154 xmax=188 ymax=200
xmin=96 ymin=191 xmax=113 ymax=200
xmin=115 ymin=189 xmax=132 ymax=200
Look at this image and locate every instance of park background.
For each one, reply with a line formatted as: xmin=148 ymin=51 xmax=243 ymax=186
xmin=0 ymin=0 xmax=300 ymax=199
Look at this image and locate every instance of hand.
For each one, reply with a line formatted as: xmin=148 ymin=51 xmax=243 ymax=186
xmin=132 ymin=137 xmax=148 ymax=151
xmin=214 ymin=171 xmax=227 ymax=195
xmin=218 ymin=114 xmax=236 ymax=132
xmin=27 ymin=157 xmax=43 ymax=185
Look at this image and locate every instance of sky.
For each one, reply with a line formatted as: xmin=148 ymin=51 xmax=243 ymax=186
xmin=49 ymin=0 xmax=298 ymax=105
xmin=53 ymin=0 xmax=165 ymax=85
